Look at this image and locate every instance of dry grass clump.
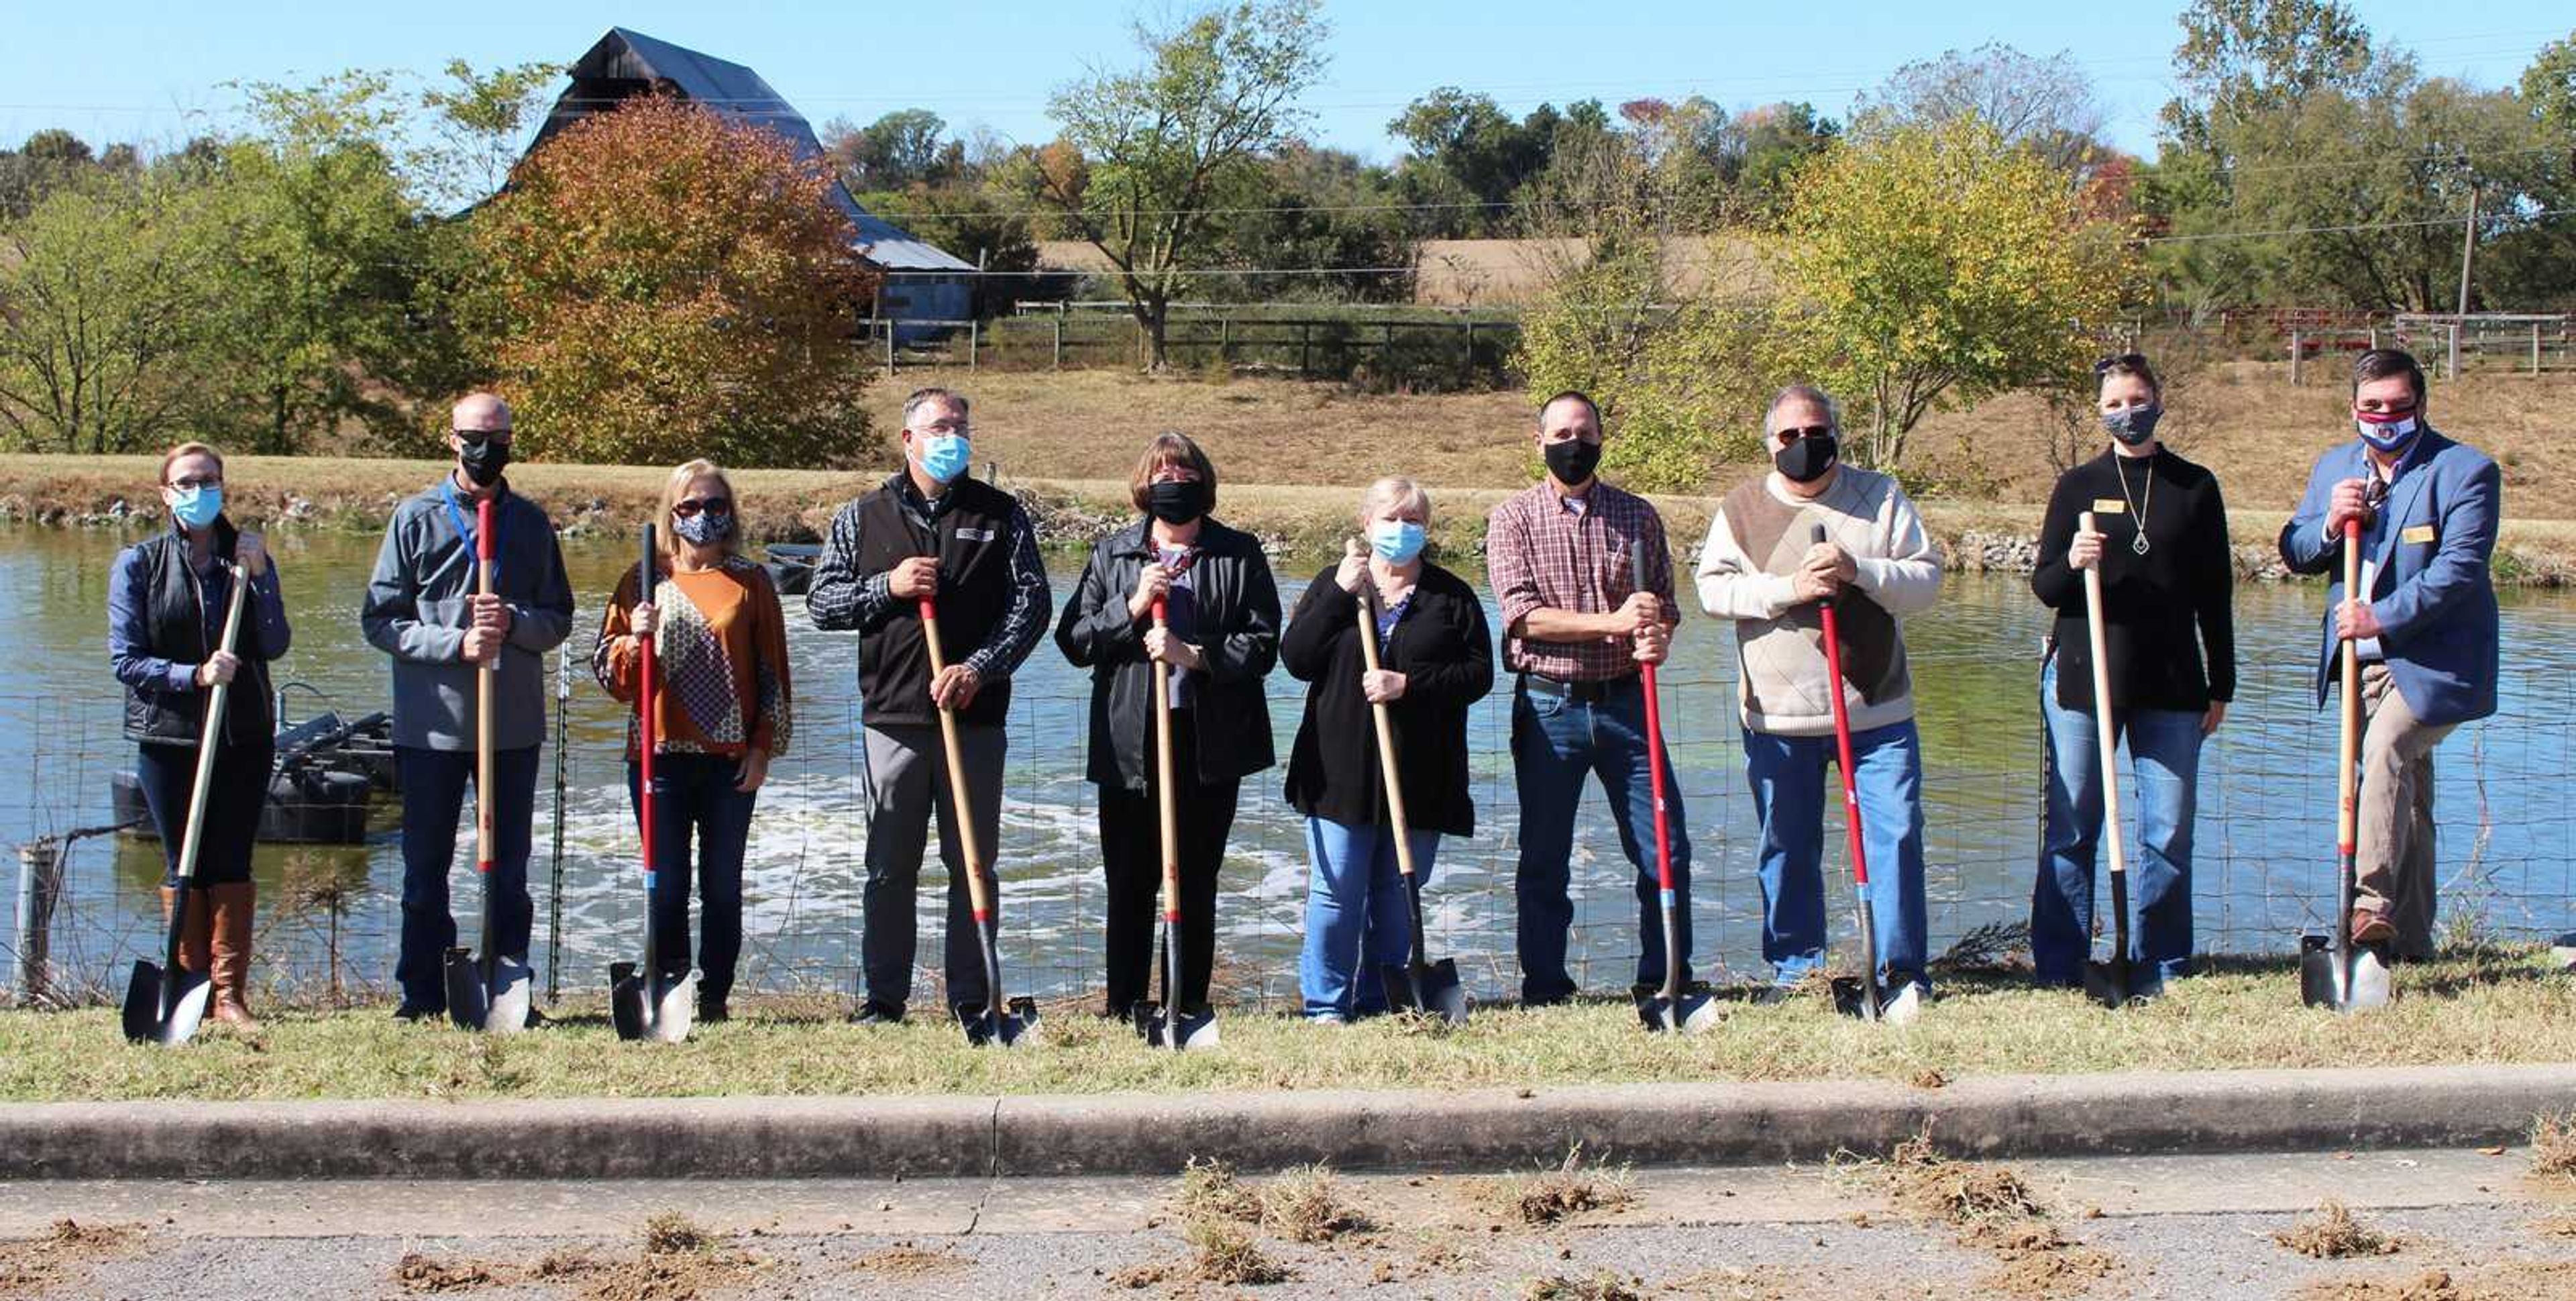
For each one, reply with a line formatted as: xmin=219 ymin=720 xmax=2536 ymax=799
xmin=1171 ymin=1156 xmax=1265 ymax=1223
xmin=1521 ymin=1270 xmax=1645 ymax=1300
xmin=639 ymin=1210 xmax=714 ymax=1255
xmin=394 ymin=1252 xmax=517 ymax=1293
xmin=1860 ymin=1132 xmax=2047 ymax=1226
xmin=1470 ymin=1145 xmax=1638 ymax=1227
xmin=2275 ymin=1200 xmax=2401 ymax=1259
xmin=1183 ymin=1218 xmax=1291 ymax=1286
xmin=2532 ymin=1112 xmax=2576 ymax=1182
xmin=1258 ymin=1163 xmax=1373 ymax=1243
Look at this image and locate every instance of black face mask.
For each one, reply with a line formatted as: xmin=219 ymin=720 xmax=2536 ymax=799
xmin=459 ymin=436 xmax=511 ymax=487
xmin=1774 ymin=432 xmax=1838 ymax=484
xmin=1544 ymin=437 xmax=1601 ymax=487
xmin=1146 ymin=478 xmax=1205 ymax=525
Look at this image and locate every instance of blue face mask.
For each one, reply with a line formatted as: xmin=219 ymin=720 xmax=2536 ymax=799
xmin=1369 ymin=519 xmax=1426 ymax=564
xmin=916 ymin=433 xmax=971 ymax=484
xmin=170 ymin=484 xmax=222 ymax=530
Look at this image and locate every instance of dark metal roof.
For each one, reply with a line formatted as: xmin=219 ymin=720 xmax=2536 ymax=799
xmin=527 ymin=27 xmax=974 ymax=273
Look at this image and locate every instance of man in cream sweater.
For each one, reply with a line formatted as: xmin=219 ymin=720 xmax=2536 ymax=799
xmin=1695 ymin=384 xmax=1944 ymax=1019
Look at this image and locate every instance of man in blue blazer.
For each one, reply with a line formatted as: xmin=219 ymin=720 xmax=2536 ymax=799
xmin=2278 ymin=348 xmax=2500 ymax=959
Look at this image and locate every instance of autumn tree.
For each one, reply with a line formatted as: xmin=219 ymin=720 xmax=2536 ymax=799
xmin=462 ymin=96 xmax=876 ymax=466
xmin=1041 ymin=0 xmax=1329 ymax=369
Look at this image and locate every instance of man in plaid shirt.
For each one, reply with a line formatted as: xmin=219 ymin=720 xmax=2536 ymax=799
xmin=1486 ymin=391 xmax=1688 ymax=1006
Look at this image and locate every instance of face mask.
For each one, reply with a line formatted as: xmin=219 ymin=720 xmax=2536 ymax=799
xmin=2102 ymin=405 xmax=2162 ymax=447
xmin=1368 ymin=520 xmax=1426 ymax=565
xmin=672 ymin=510 xmax=733 ymax=546
xmin=1774 ymin=431 xmax=1839 ymax=484
xmin=169 ymin=485 xmax=222 ymax=530
xmin=2354 ymin=409 xmax=2420 ymax=454
xmin=459 ymin=436 xmax=511 ymax=487
xmin=1146 ymin=478 xmax=1205 ymax=525
xmin=1543 ymin=437 xmax=1601 ymax=487
xmin=916 ymin=433 xmax=971 ymax=484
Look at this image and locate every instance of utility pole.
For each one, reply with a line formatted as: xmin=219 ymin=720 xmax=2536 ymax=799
xmin=2455 ymin=184 xmax=2479 ymax=319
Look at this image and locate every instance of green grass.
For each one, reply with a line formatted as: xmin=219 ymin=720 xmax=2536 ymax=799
xmin=3 ymin=948 xmax=2569 ymax=1102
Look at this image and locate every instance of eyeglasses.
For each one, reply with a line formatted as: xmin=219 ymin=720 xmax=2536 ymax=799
xmin=166 ymin=476 xmax=223 ymax=492
xmin=672 ymin=497 xmax=733 ymax=518
xmin=1774 ymin=425 xmax=1833 ymax=445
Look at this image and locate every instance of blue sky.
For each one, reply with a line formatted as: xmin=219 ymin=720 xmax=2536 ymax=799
xmin=1 ymin=2 xmax=2567 ymax=162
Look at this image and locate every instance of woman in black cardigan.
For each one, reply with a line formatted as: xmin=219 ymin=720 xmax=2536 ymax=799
xmin=2027 ymin=353 xmax=2235 ymax=996
xmin=1281 ymin=477 xmax=1494 ymax=1023
xmin=1055 ymin=432 xmax=1281 ymax=1020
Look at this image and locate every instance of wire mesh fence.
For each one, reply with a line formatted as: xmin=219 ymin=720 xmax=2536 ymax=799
xmin=7 ymin=554 xmax=2571 ymax=1014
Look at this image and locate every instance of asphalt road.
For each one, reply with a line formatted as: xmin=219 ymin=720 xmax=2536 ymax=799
xmin=6 ymin=1148 xmax=2574 ymax=1299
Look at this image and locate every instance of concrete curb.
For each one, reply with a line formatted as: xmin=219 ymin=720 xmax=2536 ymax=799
xmin=2 ymin=1063 xmax=2568 ymax=1180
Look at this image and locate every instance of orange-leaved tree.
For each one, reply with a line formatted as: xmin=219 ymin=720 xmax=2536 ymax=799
xmin=463 ymin=95 xmax=877 ymax=466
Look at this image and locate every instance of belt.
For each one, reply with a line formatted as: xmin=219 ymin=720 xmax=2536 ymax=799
xmin=1519 ymin=672 xmax=1635 ymax=704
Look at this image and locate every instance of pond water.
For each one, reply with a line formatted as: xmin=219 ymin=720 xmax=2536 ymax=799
xmin=5 ymin=521 xmax=2569 ymax=1006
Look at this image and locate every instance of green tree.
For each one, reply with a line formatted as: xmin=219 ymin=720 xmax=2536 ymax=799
xmin=822 ymin=109 xmax=961 ymax=190
xmin=1041 ymin=0 xmax=1330 ymax=369
xmin=0 ymin=172 xmax=218 ymax=453
xmin=462 ymin=96 xmax=876 ymax=467
xmin=417 ymin=58 xmax=563 ymax=211
xmin=1774 ymin=115 xmax=2137 ymax=474
xmin=1856 ymin=43 xmax=2106 ymax=178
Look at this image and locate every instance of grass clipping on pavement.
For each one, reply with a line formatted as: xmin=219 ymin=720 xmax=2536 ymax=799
xmin=5 ymin=948 xmax=2573 ymax=1102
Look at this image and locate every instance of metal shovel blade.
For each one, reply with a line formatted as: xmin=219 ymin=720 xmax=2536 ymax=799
xmin=1382 ymin=958 xmax=1470 ymax=1027
xmin=121 ymin=959 xmax=211 ymax=1046
xmin=2298 ymin=934 xmax=2393 ymax=1010
xmin=608 ymin=961 xmax=647 ymax=1041
xmin=1139 ymin=1001 xmax=1220 ymax=1051
xmin=961 ymin=996 xmax=1040 ymax=1048
xmin=2082 ymin=957 xmax=2133 ymax=1010
xmin=1829 ymin=976 xmax=1886 ymax=1021
xmin=484 ymin=955 xmax=533 ymax=1035
xmin=648 ymin=969 xmax=699 ymax=1044
xmin=443 ymin=945 xmax=489 ymax=1032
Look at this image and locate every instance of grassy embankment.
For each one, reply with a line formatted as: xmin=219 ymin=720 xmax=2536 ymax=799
xmin=5 ymin=362 xmax=2572 ymax=577
xmin=1 ymin=947 xmax=2568 ymax=1101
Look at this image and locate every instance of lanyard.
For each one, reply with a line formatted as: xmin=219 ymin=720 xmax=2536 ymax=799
xmin=439 ymin=478 xmax=500 ymax=588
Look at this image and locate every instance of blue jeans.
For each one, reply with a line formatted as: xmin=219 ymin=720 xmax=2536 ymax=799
xmin=626 ymin=753 xmax=759 ymax=1002
xmin=394 ymin=744 xmax=538 ymax=1013
xmin=2031 ymin=655 xmax=2203 ymax=988
xmin=1511 ymin=676 xmax=1692 ymax=1004
xmin=1299 ymin=817 xmax=1442 ymax=1019
xmin=1743 ymin=720 xmax=1929 ymax=989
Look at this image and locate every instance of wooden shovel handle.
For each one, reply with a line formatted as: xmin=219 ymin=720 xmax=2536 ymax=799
xmin=2078 ymin=512 xmax=2129 ymax=881
xmin=1353 ymin=570 xmax=1419 ymax=879
xmin=920 ymin=596 xmax=994 ymax=917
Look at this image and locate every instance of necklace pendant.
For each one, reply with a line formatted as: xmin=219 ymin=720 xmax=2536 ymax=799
xmin=2131 ymin=531 xmax=2151 ymax=556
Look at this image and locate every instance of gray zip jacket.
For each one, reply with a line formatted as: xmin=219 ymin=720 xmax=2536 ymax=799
xmin=360 ymin=477 xmax=576 ymax=751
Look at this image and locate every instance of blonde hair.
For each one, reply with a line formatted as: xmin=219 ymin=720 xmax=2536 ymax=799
xmin=1356 ymin=476 xmax=1431 ymax=530
xmin=657 ymin=458 xmax=739 ymax=560
xmin=159 ymin=441 xmax=223 ymax=485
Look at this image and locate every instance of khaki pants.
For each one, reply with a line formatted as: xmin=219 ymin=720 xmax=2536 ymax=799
xmin=2355 ymin=664 xmax=2456 ymax=959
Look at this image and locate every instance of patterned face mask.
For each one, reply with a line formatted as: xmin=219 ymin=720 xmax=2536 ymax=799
xmin=672 ymin=509 xmax=733 ymax=545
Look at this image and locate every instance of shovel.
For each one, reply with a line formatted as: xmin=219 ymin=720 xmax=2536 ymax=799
xmin=122 ymin=562 xmax=250 ymax=1045
xmin=921 ymin=589 xmax=1038 ymax=1047
xmin=1353 ymin=566 xmax=1467 ymax=1026
xmin=445 ymin=496 xmax=533 ymax=1034
xmin=1138 ymin=596 xmax=1219 ymax=1051
xmin=611 ymin=523 xmax=698 ymax=1043
xmin=2302 ymin=516 xmax=2393 ymax=1010
xmin=1625 ymin=548 xmax=1715 ymax=1035
xmin=1813 ymin=524 xmax=1888 ymax=1021
xmin=2073 ymin=512 xmax=2139 ymax=1009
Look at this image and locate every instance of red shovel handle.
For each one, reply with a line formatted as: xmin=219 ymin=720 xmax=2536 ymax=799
xmin=1815 ymin=523 xmax=1869 ymax=888
xmin=1629 ymin=548 xmax=1676 ymax=892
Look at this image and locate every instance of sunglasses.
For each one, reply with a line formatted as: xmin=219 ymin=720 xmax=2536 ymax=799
xmin=1774 ymin=425 xmax=1833 ymax=444
xmin=453 ymin=429 xmax=512 ymax=447
xmin=672 ymin=497 xmax=733 ymax=518
xmin=2093 ymin=352 xmax=2149 ymax=375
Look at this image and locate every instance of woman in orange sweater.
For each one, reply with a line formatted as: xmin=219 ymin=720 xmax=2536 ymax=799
xmin=593 ymin=460 xmax=794 ymax=1023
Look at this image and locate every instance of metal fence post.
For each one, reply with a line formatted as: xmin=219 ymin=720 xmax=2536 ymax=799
xmin=969 ymin=319 xmax=979 ymax=370
xmin=884 ymin=326 xmax=896 ymax=376
xmin=2447 ymin=322 xmax=2461 ymax=381
xmin=2536 ymin=322 xmax=2545 ymax=376
xmin=13 ymin=837 xmax=62 ymax=1007
xmin=2289 ymin=329 xmax=2302 ymax=386
xmin=1052 ymin=318 xmax=1063 ymax=371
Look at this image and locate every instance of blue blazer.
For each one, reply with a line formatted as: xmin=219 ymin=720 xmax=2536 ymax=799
xmin=2276 ymin=427 xmax=2500 ymax=729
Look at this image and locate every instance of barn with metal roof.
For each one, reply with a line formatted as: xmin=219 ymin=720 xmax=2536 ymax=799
xmin=525 ymin=27 xmax=975 ymax=329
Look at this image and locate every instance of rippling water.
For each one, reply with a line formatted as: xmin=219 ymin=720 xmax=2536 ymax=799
xmin=5 ymin=521 xmax=2569 ymax=1005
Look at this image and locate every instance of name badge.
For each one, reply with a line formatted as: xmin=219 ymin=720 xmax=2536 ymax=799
xmin=955 ymin=527 xmax=996 ymax=543
xmin=2090 ymin=499 xmax=2127 ymax=515
xmin=2401 ymin=525 xmax=2436 ymax=545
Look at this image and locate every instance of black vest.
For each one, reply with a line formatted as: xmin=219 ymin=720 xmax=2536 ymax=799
xmin=123 ymin=520 xmax=275 ymax=747
xmin=855 ymin=476 xmax=1017 ymax=727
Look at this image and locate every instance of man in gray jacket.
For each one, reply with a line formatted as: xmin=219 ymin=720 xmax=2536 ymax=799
xmin=361 ymin=393 xmax=575 ymax=1020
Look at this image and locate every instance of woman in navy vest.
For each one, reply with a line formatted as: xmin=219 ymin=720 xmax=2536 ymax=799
xmin=107 ymin=441 xmax=292 ymax=1031
xmin=1056 ymin=433 xmax=1281 ymax=1020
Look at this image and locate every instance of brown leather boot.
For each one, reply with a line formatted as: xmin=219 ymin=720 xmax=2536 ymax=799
xmin=208 ymin=882 xmax=260 ymax=1031
xmin=159 ymin=884 xmax=213 ymax=976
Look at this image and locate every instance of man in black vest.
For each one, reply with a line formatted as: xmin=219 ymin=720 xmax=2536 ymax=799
xmin=809 ymin=387 xmax=1051 ymax=1023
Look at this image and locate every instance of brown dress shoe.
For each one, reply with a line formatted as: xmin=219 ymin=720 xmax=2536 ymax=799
xmin=2349 ymin=908 xmax=2396 ymax=947
xmin=209 ymin=882 xmax=260 ymax=1031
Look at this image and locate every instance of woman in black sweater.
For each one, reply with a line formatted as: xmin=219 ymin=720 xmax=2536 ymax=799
xmin=1281 ymin=477 xmax=1494 ymax=1023
xmin=1055 ymin=432 xmax=1281 ymax=1021
xmin=2027 ymin=354 xmax=2235 ymax=994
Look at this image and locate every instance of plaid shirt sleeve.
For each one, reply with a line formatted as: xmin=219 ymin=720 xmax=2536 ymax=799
xmin=962 ymin=499 xmax=1051 ymax=680
xmin=1485 ymin=494 xmax=1545 ymax=633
